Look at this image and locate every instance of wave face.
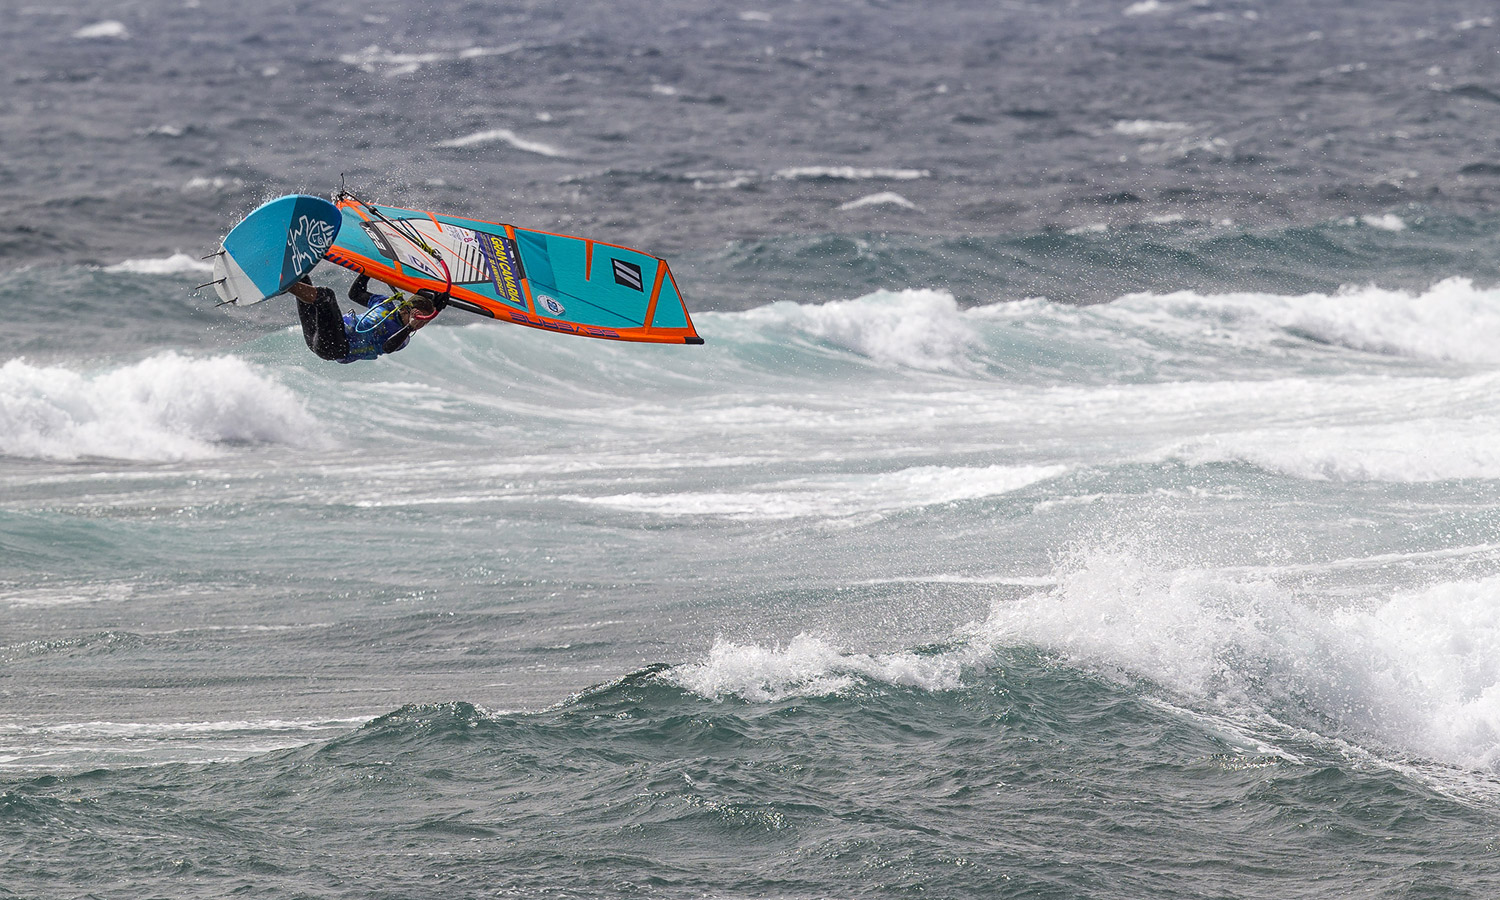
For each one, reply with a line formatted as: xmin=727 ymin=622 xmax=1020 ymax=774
xmin=0 ymin=353 xmax=321 ymax=461
xmin=15 ymin=0 xmax=1500 ymax=894
xmin=10 ymin=249 xmax=1500 ymax=898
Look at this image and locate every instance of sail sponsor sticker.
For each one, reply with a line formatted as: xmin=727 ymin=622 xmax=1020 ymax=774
xmin=538 ymin=294 xmax=565 ymax=317
xmin=477 ymin=231 xmax=527 ymax=306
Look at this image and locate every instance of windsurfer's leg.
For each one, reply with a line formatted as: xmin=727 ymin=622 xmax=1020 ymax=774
xmin=296 ymin=287 xmax=351 ymax=361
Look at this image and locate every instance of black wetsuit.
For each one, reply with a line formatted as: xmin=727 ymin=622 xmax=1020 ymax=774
xmin=297 ymin=276 xmax=414 ymax=363
xmin=297 ymin=285 xmax=351 ymax=362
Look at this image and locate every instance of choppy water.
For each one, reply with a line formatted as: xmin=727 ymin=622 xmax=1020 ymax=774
xmin=7 ymin=2 xmax=1500 ymax=898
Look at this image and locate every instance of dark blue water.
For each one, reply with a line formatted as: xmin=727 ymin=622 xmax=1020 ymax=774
xmin=6 ymin=2 xmax=1500 ymax=898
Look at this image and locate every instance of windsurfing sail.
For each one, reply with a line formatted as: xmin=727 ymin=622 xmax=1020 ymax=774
xmin=323 ymin=194 xmax=703 ymax=345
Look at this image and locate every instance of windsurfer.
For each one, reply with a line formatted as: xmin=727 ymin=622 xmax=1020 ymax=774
xmin=288 ymin=274 xmax=445 ymax=363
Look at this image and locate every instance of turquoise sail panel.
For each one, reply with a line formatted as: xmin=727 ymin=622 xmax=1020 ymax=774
xmin=522 ymin=230 xmax=659 ymax=330
xmin=649 ymin=274 xmax=689 ymax=330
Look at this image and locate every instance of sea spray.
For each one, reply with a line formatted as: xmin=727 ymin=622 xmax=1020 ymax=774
xmin=979 ymin=549 xmax=1500 ymax=771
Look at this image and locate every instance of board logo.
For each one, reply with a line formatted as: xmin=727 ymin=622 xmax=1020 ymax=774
xmin=538 ymin=294 xmax=566 ymax=317
xmin=289 ymin=214 xmax=336 ymax=274
xmin=612 ymin=258 xmax=643 ymax=291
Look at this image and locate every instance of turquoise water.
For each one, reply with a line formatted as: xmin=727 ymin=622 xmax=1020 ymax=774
xmin=10 ymin=0 xmax=1500 ymax=891
xmin=6 ymin=219 xmax=1500 ymax=896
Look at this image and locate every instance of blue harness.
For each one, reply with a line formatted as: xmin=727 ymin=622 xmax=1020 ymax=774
xmin=337 ymin=294 xmax=410 ymax=363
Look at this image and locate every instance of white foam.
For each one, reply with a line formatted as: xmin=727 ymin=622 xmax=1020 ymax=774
xmin=338 ymin=43 xmax=522 ymax=75
xmin=1123 ymin=0 xmax=1168 ymax=15
xmin=667 ymin=634 xmax=967 ymax=702
xmin=3 ymin=717 xmax=368 ymax=738
xmin=1109 ymin=278 xmax=1500 ymax=366
xmin=0 ymin=353 xmax=324 ymax=462
xmin=689 ymin=169 xmax=759 ymax=190
xmin=0 ymin=582 xmax=136 ymax=608
xmin=773 ymin=166 xmax=930 ymax=181
xmin=739 ymin=288 xmax=979 ymax=371
xmin=182 ymin=176 xmax=243 ymax=192
xmin=839 ymin=191 xmax=919 ymax=211
xmin=979 ymin=550 xmax=1500 ymax=770
xmin=1163 ymin=417 xmax=1500 ymax=482
xmin=434 ymin=127 xmax=568 ymax=157
xmin=73 ymin=20 xmax=129 ymax=39
xmin=1113 ymin=119 xmax=1191 ymax=135
xmin=572 ymin=463 xmax=1065 ymax=520
xmin=103 ymin=252 xmax=213 ymax=275
xmin=1360 ymin=213 xmax=1408 ymax=231
xmin=0 ymin=716 xmax=371 ymax=769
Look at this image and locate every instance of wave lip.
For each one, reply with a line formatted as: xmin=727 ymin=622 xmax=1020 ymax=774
xmin=0 ymin=353 xmax=323 ymax=462
xmin=1113 ymin=277 xmax=1500 ymax=366
xmin=840 ymin=191 xmax=919 ymax=211
xmin=665 ymin=633 xmax=967 ymax=702
xmin=572 ymin=463 xmax=1066 ymax=521
xmin=738 ymin=288 xmax=980 ymax=371
xmin=73 ymin=20 xmax=129 ymax=40
xmin=102 ymin=253 xmax=212 ymax=275
xmin=339 ymin=42 xmax=523 ymax=76
xmin=979 ymin=549 xmax=1500 ymax=772
xmin=1163 ymin=417 xmax=1500 ymax=482
xmin=434 ymin=128 xmax=568 ymax=156
xmin=773 ymin=166 xmax=930 ymax=181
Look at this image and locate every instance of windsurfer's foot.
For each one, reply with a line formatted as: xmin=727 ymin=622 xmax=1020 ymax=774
xmin=288 ymin=280 xmax=319 ymax=304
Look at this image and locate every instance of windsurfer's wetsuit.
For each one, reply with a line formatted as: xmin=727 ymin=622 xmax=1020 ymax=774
xmin=298 ymin=275 xmax=418 ymax=363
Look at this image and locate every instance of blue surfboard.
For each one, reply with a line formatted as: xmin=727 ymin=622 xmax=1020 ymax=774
xmin=210 ymin=194 xmax=342 ymax=305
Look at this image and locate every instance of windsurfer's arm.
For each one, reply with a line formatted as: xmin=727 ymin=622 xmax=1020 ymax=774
xmin=381 ymin=325 xmax=412 ymax=355
xmin=348 ymin=274 xmax=379 ymax=307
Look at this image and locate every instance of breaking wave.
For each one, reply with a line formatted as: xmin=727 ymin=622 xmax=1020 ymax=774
xmin=0 ymin=353 xmax=323 ymax=461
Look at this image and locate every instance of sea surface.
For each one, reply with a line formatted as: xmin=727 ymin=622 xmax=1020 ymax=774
xmin=5 ymin=2 xmax=1500 ymax=898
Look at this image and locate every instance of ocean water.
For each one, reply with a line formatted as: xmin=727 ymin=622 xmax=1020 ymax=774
xmin=7 ymin=2 xmax=1500 ymax=898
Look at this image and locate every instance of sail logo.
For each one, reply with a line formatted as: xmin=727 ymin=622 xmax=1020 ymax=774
xmin=612 ymin=258 xmax=643 ymax=291
xmin=478 ymin=232 xmax=526 ymax=306
xmin=538 ymin=294 xmax=565 ymax=317
xmin=288 ymin=214 xmax=336 ymax=274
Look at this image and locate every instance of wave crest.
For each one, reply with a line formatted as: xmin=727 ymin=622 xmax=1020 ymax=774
xmin=980 ymin=549 xmax=1500 ymax=771
xmin=1115 ymin=277 xmax=1500 ymax=366
xmin=0 ymin=353 xmax=323 ymax=461
xmin=665 ymin=634 xmax=967 ymax=702
xmin=738 ymin=289 xmax=980 ymax=371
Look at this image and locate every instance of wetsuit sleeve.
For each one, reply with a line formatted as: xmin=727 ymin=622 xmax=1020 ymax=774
xmin=349 ymin=274 xmax=380 ymax=308
xmin=298 ymin=288 xmax=352 ymax=361
xmin=381 ymin=325 xmax=413 ymax=355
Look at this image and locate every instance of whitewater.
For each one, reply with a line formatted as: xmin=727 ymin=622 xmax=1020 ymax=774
xmin=8 ymin=252 xmax=1500 ymax=897
xmin=10 ymin=1 xmax=1500 ymax=895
